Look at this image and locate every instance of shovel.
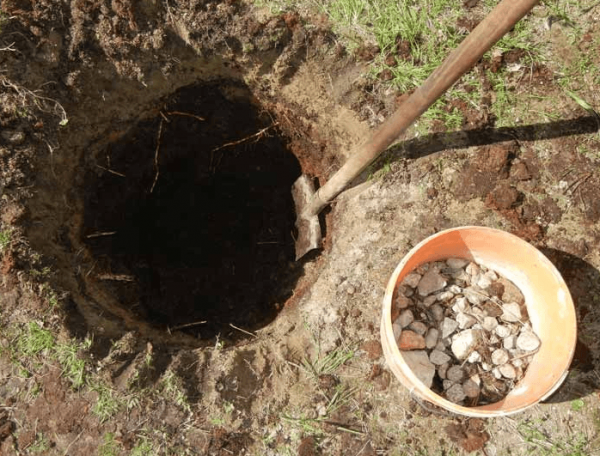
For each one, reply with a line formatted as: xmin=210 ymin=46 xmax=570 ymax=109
xmin=292 ymin=0 xmax=540 ymax=260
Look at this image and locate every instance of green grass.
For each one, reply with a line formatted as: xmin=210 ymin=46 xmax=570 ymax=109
xmin=90 ymin=382 xmax=122 ymax=423
xmin=98 ymin=433 xmax=121 ymax=456
xmin=518 ymin=420 xmax=590 ymax=456
xmin=130 ymin=438 xmax=154 ymax=456
xmin=0 ymin=229 xmax=11 ymax=250
xmin=28 ymin=433 xmax=51 ymax=454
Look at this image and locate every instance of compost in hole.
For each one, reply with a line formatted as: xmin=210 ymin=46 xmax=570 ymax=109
xmin=83 ymin=81 xmax=304 ymax=340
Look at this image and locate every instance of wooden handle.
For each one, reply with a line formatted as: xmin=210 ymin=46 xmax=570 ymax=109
xmin=308 ymin=0 xmax=540 ymax=215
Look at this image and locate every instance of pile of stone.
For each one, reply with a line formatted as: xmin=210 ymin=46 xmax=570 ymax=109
xmin=392 ymin=258 xmax=541 ymax=406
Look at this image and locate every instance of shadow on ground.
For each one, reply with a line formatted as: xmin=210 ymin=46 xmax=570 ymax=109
xmin=540 ymin=248 xmax=600 ymax=403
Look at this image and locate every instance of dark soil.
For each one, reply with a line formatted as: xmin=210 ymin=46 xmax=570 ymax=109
xmin=84 ymin=81 xmax=303 ymax=340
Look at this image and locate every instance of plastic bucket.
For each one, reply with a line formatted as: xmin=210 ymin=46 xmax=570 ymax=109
xmin=381 ymin=226 xmax=577 ymax=417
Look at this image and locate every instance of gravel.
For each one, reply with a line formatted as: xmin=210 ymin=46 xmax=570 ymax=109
xmin=392 ymin=258 xmax=541 ymax=406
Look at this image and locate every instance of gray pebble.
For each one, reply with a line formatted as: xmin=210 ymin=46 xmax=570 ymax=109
xmin=402 ymin=273 xmax=421 ymax=288
xmin=441 ymin=317 xmax=459 ymax=339
xmin=430 ymin=350 xmax=452 ymax=365
xmin=446 ymin=258 xmax=469 ymax=269
xmin=392 ymin=323 xmax=402 ymax=342
xmin=425 ymin=328 xmax=439 ymax=349
xmin=423 ymin=295 xmax=437 ymax=307
xmin=447 ymin=365 xmax=464 ymax=383
xmin=417 ymin=270 xmax=448 ymax=296
xmin=397 ymin=309 xmax=414 ymax=328
xmin=431 ymin=304 xmax=445 ymax=321
xmin=463 ymin=379 xmax=480 ymax=398
xmin=438 ymin=363 xmax=449 ymax=379
xmin=409 ymin=321 xmax=428 ymax=335
xmin=402 ymin=350 xmax=435 ymax=388
xmin=446 ymin=384 xmax=466 ymax=403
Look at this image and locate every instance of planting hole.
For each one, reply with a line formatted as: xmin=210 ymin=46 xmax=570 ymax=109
xmin=83 ymin=81 xmax=304 ymax=340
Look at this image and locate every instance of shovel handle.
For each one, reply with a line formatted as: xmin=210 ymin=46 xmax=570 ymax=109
xmin=308 ymin=0 xmax=540 ymax=216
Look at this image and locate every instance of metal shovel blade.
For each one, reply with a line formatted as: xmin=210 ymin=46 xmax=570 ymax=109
xmin=292 ymin=174 xmax=322 ymax=259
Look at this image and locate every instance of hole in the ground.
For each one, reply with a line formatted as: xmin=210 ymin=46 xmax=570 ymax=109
xmin=83 ymin=80 xmax=305 ymax=341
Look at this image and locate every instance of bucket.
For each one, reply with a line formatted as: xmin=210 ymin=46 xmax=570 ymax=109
xmin=380 ymin=226 xmax=577 ymax=417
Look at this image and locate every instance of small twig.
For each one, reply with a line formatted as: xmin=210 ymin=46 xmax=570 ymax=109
xmin=96 ymin=164 xmax=126 ymax=177
xmin=150 ymin=118 xmax=164 ymax=193
xmin=96 ymin=273 xmax=135 ymax=282
xmin=85 ymin=231 xmax=117 ymax=239
xmin=211 ymin=123 xmax=278 ymax=153
xmin=229 ymin=323 xmax=257 ymax=338
xmin=323 ymin=421 xmax=365 ymax=436
xmin=63 ymin=430 xmax=83 ymax=456
xmin=159 ymin=110 xmax=170 ymax=123
xmin=568 ymin=173 xmax=592 ymax=195
xmin=169 ymin=320 xmax=207 ymax=332
xmin=510 ymin=349 xmax=539 ymax=362
xmin=166 ymin=111 xmax=205 ymax=122
xmin=0 ymin=42 xmax=16 ymax=52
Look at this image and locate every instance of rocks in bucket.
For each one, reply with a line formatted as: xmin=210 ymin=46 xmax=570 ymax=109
xmin=392 ymin=259 xmax=541 ymax=406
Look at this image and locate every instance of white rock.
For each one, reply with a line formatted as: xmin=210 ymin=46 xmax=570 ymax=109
xmin=402 ymin=273 xmax=421 ymax=288
xmin=448 ymin=285 xmax=463 ymax=294
xmin=441 ymin=318 xmax=459 ymax=339
xmin=495 ymin=325 xmax=511 ymax=338
xmin=398 ymin=309 xmax=414 ymax=328
xmin=481 ymin=362 xmax=492 ymax=371
xmin=463 ymin=287 xmax=487 ymax=305
xmin=471 ymin=307 xmax=485 ymax=319
xmin=466 ymin=263 xmax=480 ymax=276
xmin=503 ymin=335 xmax=516 ymax=350
xmin=447 ymin=365 xmax=464 ymax=383
xmin=430 ymin=350 xmax=451 ymax=365
xmin=512 ymin=358 xmax=524 ymax=368
xmin=392 ymin=323 xmax=402 ymax=342
xmin=482 ymin=316 xmax=498 ymax=332
xmin=476 ymin=274 xmax=492 ymax=289
xmin=516 ymin=330 xmax=541 ymax=351
xmin=489 ymin=334 xmax=499 ymax=344
xmin=431 ymin=304 xmax=445 ymax=321
xmin=499 ymin=363 xmax=517 ymax=379
xmin=417 ymin=270 xmax=448 ymax=296
xmin=438 ymin=363 xmax=449 ymax=379
xmin=501 ymin=302 xmax=522 ymax=322
xmin=446 ymin=384 xmax=466 ymax=403
xmin=425 ymin=328 xmax=439 ymax=349
xmin=470 ymin=373 xmax=481 ymax=386
xmin=402 ymin=350 xmax=436 ymax=388
xmin=451 ymin=329 xmax=478 ymax=360
xmin=423 ymin=295 xmax=437 ymax=307
xmin=492 ymin=367 xmax=502 ymax=379
xmin=485 ymin=270 xmax=498 ymax=281
xmin=452 ymin=297 xmax=469 ymax=313
xmin=456 ymin=312 xmax=477 ymax=329
xmin=436 ymin=291 xmax=455 ymax=302
xmin=491 ymin=349 xmax=509 ymax=365
xmin=467 ymin=351 xmax=481 ymax=363
xmin=447 ymin=258 xmax=469 ymax=269
xmin=463 ymin=379 xmax=480 ymax=398
xmin=409 ymin=321 xmax=428 ymax=335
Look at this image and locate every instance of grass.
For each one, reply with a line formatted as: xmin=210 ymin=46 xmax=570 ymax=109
xmin=130 ymin=438 xmax=154 ymax=456
xmin=160 ymin=370 xmax=192 ymax=413
xmin=90 ymin=382 xmax=121 ymax=423
xmin=98 ymin=433 xmax=121 ymax=456
xmin=0 ymin=228 xmax=11 ymax=250
xmin=28 ymin=432 xmax=51 ymax=453
xmin=518 ymin=420 xmax=590 ymax=456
